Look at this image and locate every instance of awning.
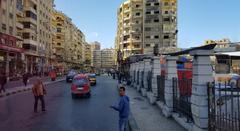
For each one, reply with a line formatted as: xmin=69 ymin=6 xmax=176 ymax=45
xmin=0 ymin=44 xmax=23 ymax=53
xmin=215 ymin=51 xmax=240 ymax=57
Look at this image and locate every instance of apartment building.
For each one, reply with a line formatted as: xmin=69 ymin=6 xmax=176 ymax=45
xmin=84 ymin=42 xmax=91 ymax=66
xmin=116 ymin=0 xmax=177 ymax=59
xmin=37 ymin=0 xmax=53 ymax=74
xmin=101 ymin=48 xmax=115 ymax=69
xmin=90 ymin=41 xmax=101 ymax=67
xmin=0 ymin=0 xmax=24 ymax=80
xmin=52 ymin=10 xmax=67 ymax=70
xmin=52 ymin=10 xmax=87 ymax=71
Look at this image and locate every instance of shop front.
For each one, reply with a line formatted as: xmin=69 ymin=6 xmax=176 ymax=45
xmin=0 ymin=33 xmax=24 ymax=81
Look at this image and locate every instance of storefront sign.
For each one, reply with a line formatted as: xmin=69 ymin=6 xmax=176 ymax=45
xmin=0 ymin=45 xmax=23 ymax=53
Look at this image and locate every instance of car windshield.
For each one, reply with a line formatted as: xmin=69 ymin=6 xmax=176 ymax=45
xmin=73 ymin=78 xmax=88 ymax=86
xmin=68 ymin=70 xmax=77 ymax=76
xmin=89 ymin=74 xmax=96 ymax=78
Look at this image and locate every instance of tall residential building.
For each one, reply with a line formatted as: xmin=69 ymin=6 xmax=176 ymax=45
xmin=90 ymin=41 xmax=101 ymax=67
xmin=90 ymin=41 xmax=101 ymax=50
xmin=84 ymin=42 xmax=91 ymax=66
xmin=92 ymin=50 xmax=101 ymax=69
xmin=101 ymin=48 xmax=115 ymax=69
xmin=204 ymin=38 xmax=231 ymax=49
xmin=0 ymin=0 xmax=24 ymax=80
xmin=37 ymin=0 xmax=53 ymax=74
xmin=116 ymin=0 xmax=177 ymax=59
xmin=52 ymin=10 xmax=86 ymax=71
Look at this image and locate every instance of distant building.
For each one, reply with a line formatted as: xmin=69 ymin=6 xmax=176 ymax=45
xmin=204 ymin=38 xmax=231 ymax=49
xmin=115 ymin=0 xmax=178 ymax=59
xmin=101 ymin=48 xmax=115 ymax=69
xmin=90 ymin=41 xmax=101 ymax=50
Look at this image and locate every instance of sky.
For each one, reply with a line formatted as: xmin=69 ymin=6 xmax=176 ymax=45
xmin=54 ymin=0 xmax=240 ymax=49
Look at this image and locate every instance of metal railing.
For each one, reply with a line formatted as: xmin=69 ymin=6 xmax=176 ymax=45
xmin=172 ymin=77 xmax=193 ymax=122
xmin=157 ymin=75 xmax=165 ymax=103
xmin=147 ymin=71 xmax=152 ymax=92
xmin=208 ymin=82 xmax=240 ymax=131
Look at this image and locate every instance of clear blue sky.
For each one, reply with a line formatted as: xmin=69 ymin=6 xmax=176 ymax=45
xmin=54 ymin=0 xmax=240 ymax=49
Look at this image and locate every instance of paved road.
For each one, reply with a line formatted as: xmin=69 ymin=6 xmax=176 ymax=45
xmin=0 ymin=76 xmax=119 ymax=131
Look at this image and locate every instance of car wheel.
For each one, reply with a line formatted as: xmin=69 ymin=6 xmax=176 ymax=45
xmin=72 ymin=94 xmax=76 ymax=99
xmin=86 ymin=92 xmax=91 ymax=98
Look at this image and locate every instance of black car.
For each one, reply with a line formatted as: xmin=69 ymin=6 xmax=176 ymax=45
xmin=66 ymin=70 xmax=77 ymax=83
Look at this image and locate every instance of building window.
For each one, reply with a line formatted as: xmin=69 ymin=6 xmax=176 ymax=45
xmin=146 ymin=11 xmax=151 ymax=14
xmin=154 ymin=11 xmax=159 ymax=14
xmin=164 ymin=18 xmax=170 ymax=22
xmin=154 ymin=35 xmax=159 ymax=39
xmin=25 ymin=11 xmax=37 ymax=20
xmin=154 ymin=19 xmax=159 ymax=22
xmin=154 ymin=2 xmax=159 ymax=6
xmin=145 ymin=27 xmax=151 ymax=31
xmin=136 ymin=4 xmax=140 ymax=8
xmin=9 ymin=26 xmax=13 ymax=35
xmin=9 ymin=13 xmax=13 ymax=19
xmin=145 ymin=36 xmax=150 ymax=39
xmin=136 ymin=12 xmax=140 ymax=16
xmin=145 ymin=20 xmax=151 ymax=23
xmin=2 ymin=23 xmax=6 ymax=31
xmin=165 ymin=11 xmax=169 ymax=14
xmin=2 ymin=9 xmax=6 ymax=15
xmin=57 ymin=28 xmax=61 ymax=32
xmin=164 ymin=2 xmax=169 ymax=6
xmin=22 ymin=33 xmax=30 ymax=39
xmin=57 ymin=36 xmax=61 ymax=39
xmin=164 ymin=35 xmax=169 ymax=39
xmin=146 ymin=3 xmax=151 ymax=6
xmin=146 ymin=44 xmax=150 ymax=47
xmin=57 ymin=43 xmax=61 ymax=46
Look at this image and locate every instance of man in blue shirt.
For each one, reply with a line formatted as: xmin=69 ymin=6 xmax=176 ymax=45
xmin=111 ymin=86 xmax=130 ymax=131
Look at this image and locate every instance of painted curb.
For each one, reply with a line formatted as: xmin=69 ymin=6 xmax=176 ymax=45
xmin=0 ymin=79 xmax=65 ymax=98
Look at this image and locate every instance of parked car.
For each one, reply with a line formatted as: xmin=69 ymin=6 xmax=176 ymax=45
xmin=71 ymin=74 xmax=91 ymax=98
xmin=66 ymin=70 xmax=77 ymax=83
xmin=88 ymin=73 xmax=97 ymax=86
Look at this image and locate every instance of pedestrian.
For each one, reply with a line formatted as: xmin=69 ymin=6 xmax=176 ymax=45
xmin=110 ymin=86 xmax=130 ymax=131
xmin=23 ymin=72 xmax=29 ymax=86
xmin=0 ymin=72 xmax=7 ymax=93
xmin=32 ymin=78 xmax=46 ymax=113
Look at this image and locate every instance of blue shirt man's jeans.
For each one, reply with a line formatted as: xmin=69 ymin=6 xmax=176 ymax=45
xmin=119 ymin=118 xmax=128 ymax=131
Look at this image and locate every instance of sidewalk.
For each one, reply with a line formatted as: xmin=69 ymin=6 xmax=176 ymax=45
xmin=0 ymin=76 xmax=65 ymax=98
xmin=5 ymin=76 xmax=51 ymax=90
xmin=126 ymin=86 xmax=186 ymax=131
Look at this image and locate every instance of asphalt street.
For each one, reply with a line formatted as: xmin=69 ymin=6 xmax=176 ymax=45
xmin=0 ymin=76 xmax=120 ymax=131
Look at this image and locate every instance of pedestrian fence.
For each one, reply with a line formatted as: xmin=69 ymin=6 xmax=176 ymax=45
xmin=208 ymin=82 xmax=240 ymax=131
xmin=172 ymin=77 xmax=193 ymax=123
xmin=140 ymin=71 xmax=144 ymax=89
xmin=137 ymin=71 xmax=139 ymax=85
xmin=157 ymin=75 xmax=165 ymax=103
xmin=147 ymin=71 xmax=152 ymax=92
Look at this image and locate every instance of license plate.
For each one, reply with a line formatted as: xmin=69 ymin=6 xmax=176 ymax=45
xmin=77 ymin=87 xmax=83 ymax=90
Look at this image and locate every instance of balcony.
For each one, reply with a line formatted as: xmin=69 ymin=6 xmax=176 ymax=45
xmin=23 ymin=39 xmax=38 ymax=46
xmin=19 ymin=17 xmax=37 ymax=25
xmin=24 ymin=6 xmax=37 ymax=15
xmin=30 ymin=0 xmax=37 ymax=5
xmin=16 ymin=22 xmax=23 ymax=29
xmin=132 ymin=39 xmax=142 ymax=43
xmin=16 ymin=9 xmax=24 ymax=17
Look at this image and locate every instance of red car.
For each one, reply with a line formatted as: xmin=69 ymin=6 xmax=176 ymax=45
xmin=71 ymin=74 xmax=91 ymax=98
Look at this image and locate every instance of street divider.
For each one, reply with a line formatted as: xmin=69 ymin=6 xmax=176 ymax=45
xmin=0 ymin=78 xmax=65 ymax=98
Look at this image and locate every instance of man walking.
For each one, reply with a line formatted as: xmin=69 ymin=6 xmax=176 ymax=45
xmin=32 ymin=78 xmax=46 ymax=112
xmin=23 ymin=72 xmax=29 ymax=86
xmin=0 ymin=72 xmax=7 ymax=93
xmin=110 ymin=86 xmax=130 ymax=131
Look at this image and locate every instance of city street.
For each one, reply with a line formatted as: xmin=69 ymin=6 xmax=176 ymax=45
xmin=0 ymin=76 xmax=119 ymax=131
